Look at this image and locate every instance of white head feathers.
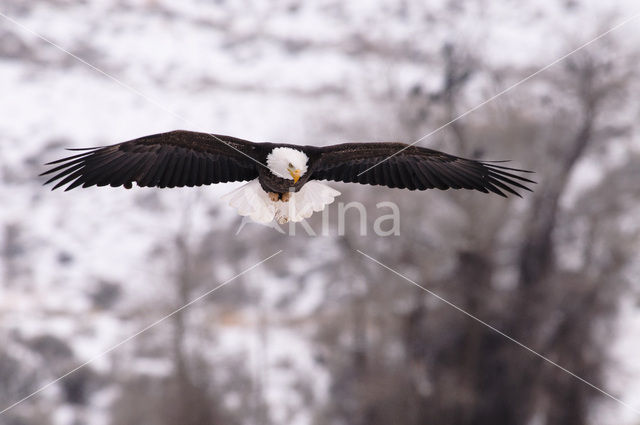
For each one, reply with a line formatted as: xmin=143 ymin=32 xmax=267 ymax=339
xmin=266 ymin=147 xmax=309 ymax=180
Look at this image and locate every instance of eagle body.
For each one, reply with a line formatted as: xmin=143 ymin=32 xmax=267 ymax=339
xmin=258 ymin=146 xmax=313 ymax=194
xmin=42 ymin=130 xmax=534 ymax=224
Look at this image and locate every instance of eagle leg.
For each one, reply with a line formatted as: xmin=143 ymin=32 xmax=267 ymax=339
xmin=268 ymin=192 xmax=280 ymax=202
xmin=281 ymin=191 xmax=292 ymax=202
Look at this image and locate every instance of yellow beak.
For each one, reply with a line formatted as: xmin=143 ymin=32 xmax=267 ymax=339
xmin=289 ymin=168 xmax=301 ymax=183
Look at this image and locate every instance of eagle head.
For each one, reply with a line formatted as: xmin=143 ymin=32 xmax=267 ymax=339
xmin=266 ymin=147 xmax=308 ymax=183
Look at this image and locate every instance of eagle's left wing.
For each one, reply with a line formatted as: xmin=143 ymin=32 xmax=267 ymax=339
xmin=41 ymin=130 xmax=264 ymax=191
xmin=308 ymin=142 xmax=534 ymax=197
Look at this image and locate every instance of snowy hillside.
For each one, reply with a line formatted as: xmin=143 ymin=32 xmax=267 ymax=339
xmin=1 ymin=1 xmax=639 ymax=425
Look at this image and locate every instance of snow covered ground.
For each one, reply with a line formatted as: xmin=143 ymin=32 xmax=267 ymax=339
xmin=0 ymin=1 xmax=639 ymax=424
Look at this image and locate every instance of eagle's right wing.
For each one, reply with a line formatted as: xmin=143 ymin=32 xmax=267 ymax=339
xmin=41 ymin=130 xmax=265 ymax=190
xmin=309 ymin=142 xmax=534 ymax=197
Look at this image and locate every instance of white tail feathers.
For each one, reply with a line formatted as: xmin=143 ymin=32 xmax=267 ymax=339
xmin=220 ymin=180 xmax=276 ymax=223
xmin=221 ymin=179 xmax=341 ymax=224
xmin=276 ymin=181 xmax=341 ymax=223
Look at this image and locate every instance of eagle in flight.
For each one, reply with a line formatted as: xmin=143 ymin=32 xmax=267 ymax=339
xmin=42 ymin=130 xmax=534 ymax=224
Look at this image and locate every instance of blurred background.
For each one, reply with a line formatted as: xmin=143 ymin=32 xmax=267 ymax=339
xmin=1 ymin=1 xmax=639 ymax=424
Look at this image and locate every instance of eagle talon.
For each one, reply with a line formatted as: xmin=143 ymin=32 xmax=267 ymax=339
xmin=268 ymin=192 xmax=280 ymax=202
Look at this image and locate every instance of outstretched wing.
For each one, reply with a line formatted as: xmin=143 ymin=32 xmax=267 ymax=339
xmin=41 ymin=130 xmax=264 ymax=191
xmin=308 ymin=143 xmax=534 ymax=197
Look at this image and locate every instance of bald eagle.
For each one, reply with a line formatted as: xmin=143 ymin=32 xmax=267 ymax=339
xmin=42 ymin=130 xmax=534 ymax=223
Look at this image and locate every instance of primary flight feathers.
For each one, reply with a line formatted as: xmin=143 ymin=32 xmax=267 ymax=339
xmin=42 ymin=130 xmax=534 ymax=223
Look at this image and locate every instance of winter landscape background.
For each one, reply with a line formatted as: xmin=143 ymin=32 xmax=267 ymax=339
xmin=1 ymin=1 xmax=640 ymax=424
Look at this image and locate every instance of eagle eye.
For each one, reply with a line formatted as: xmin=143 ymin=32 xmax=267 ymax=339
xmin=288 ymin=162 xmax=294 ymax=168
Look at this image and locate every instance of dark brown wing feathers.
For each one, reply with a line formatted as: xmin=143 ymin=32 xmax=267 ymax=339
xmin=41 ymin=130 xmax=262 ymax=191
xmin=43 ymin=132 xmax=534 ymax=197
xmin=309 ymin=143 xmax=534 ymax=197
